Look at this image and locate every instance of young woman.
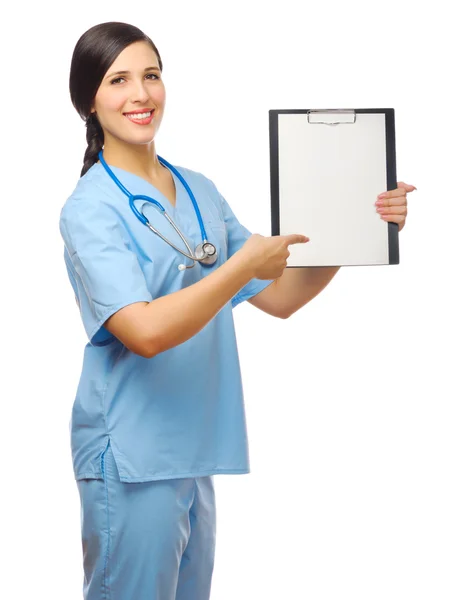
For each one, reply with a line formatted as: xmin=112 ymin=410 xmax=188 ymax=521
xmin=60 ymin=21 xmax=413 ymax=600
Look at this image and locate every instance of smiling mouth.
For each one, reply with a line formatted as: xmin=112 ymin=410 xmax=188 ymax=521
xmin=123 ymin=109 xmax=155 ymax=124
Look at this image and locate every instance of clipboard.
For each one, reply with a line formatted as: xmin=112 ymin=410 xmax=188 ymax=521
xmin=269 ymin=108 xmax=399 ymax=267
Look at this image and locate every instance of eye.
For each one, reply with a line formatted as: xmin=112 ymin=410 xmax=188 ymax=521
xmin=110 ymin=73 xmax=160 ymax=85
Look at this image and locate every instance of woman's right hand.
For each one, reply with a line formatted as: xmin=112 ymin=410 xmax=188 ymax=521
xmin=240 ymin=233 xmax=310 ymax=280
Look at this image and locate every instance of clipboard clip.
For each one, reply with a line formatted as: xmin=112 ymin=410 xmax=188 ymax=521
xmin=307 ymin=109 xmax=356 ymax=126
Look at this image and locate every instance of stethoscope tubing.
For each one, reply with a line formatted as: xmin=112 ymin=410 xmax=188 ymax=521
xmin=97 ymin=150 xmax=217 ymax=268
xmin=144 ymin=211 xmax=196 ymax=262
xmin=98 ymin=151 xmax=207 ymax=241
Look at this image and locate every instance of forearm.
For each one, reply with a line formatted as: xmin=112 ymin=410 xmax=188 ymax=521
xmin=275 ymin=266 xmax=341 ymax=317
xmin=145 ymin=250 xmax=255 ymax=356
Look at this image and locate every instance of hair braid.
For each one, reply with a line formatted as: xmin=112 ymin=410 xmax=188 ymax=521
xmin=81 ymin=113 xmax=104 ymax=177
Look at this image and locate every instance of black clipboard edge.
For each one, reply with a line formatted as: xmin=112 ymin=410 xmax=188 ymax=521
xmin=269 ymin=109 xmax=280 ymax=239
xmin=385 ymin=108 xmax=399 ymax=264
xmin=269 ymin=108 xmax=399 ymax=266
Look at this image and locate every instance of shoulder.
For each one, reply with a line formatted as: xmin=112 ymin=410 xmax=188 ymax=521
xmin=59 ymin=164 xmax=123 ymax=250
xmin=60 ymin=163 xmax=120 ymax=224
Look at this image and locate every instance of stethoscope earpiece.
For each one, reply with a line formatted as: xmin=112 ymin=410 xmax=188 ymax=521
xmin=98 ymin=150 xmax=218 ymax=270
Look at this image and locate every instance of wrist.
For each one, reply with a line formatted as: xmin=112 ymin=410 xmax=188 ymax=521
xmin=232 ymin=247 xmax=257 ymax=281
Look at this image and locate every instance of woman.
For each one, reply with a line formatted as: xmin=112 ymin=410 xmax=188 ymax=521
xmin=60 ymin=21 xmax=414 ymax=600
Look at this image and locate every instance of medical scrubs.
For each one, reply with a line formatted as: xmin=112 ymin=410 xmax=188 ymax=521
xmin=59 ymin=159 xmax=274 ymax=599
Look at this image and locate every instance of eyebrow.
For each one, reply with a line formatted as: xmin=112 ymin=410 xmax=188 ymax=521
xmin=106 ymin=66 xmax=161 ymax=79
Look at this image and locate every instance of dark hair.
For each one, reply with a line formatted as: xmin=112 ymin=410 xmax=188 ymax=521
xmin=69 ymin=22 xmax=163 ymax=177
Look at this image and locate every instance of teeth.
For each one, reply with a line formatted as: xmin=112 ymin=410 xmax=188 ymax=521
xmin=126 ymin=111 xmax=152 ymax=120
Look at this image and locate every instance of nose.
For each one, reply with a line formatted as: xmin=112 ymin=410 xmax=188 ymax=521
xmin=130 ymin=79 xmax=151 ymax=103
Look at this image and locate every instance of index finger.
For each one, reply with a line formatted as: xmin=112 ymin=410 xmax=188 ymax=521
xmin=281 ymin=234 xmax=310 ymax=245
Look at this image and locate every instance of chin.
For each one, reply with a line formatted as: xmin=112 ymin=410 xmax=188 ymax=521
xmin=115 ymin=132 xmax=156 ymax=146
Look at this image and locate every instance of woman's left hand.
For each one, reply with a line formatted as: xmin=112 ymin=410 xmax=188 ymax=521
xmin=375 ymin=182 xmax=417 ymax=232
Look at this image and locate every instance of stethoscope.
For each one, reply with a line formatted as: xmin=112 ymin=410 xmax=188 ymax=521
xmin=98 ymin=150 xmax=218 ymax=271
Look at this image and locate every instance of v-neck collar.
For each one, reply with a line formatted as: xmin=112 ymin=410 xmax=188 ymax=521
xmin=96 ymin=161 xmax=179 ymax=219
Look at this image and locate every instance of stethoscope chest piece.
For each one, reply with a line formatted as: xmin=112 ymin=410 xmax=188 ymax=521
xmin=195 ymin=241 xmax=218 ymax=265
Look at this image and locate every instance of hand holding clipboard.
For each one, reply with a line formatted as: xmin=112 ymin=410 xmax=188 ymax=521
xmin=269 ymin=108 xmax=416 ymax=267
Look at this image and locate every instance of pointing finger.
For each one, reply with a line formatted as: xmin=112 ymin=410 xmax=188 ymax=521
xmin=282 ymin=234 xmax=310 ymax=246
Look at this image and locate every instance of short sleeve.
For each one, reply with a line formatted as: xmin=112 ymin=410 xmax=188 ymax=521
xmin=59 ymin=196 xmax=153 ymax=346
xmin=217 ymin=190 xmax=275 ymax=309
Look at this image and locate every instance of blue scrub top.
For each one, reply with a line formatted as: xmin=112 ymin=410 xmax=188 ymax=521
xmin=59 ymin=160 xmax=274 ymax=483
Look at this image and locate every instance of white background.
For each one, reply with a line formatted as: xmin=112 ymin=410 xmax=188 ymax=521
xmin=2 ymin=1 xmax=462 ymax=598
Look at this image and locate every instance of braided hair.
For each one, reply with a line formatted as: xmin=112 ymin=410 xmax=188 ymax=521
xmin=69 ymin=22 xmax=163 ymax=178
xmin=82 ymin=113 xmax=104 ymax=177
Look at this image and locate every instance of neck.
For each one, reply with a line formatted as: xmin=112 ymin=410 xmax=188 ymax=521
xmin=100 ymin=139 xmax=165 ymax=180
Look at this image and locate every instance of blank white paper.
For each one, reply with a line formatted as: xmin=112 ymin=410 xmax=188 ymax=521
xmin=278 ymin=112 xmax=390 ymax=266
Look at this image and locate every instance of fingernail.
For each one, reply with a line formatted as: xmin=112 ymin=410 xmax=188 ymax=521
xmin=375 ymin=200 xmax=384 ymax=206
xmin=378 ymin=193 xmax=387 ymax=199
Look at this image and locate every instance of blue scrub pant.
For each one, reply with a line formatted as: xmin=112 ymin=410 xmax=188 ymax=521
xmin=76 ymin=441 xmax=216 ymax=600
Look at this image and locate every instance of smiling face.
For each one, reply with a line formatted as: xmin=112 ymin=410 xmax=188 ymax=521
xmin=90 ymin=41 xmax=165 ymax=150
